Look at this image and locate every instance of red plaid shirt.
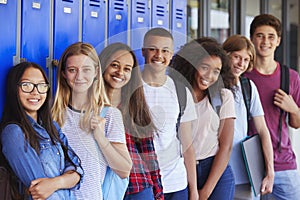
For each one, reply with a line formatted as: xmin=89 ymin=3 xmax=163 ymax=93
xmin=125 ymin=132 xmax=164 ymax=199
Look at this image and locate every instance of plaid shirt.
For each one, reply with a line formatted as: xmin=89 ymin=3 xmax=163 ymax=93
xmin=125 ymin=132 xmax=164 ymax=199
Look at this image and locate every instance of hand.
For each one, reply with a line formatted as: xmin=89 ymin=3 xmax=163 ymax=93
xmin=29 ymin=178 xmax=57 ymax=200
xmin=189 ymin=188 xmax=199 ymax=200
xmin=274 ymin=89 xmax=298 ymax=114
xmin=198 ymin=189 xmax=210 ymax=200
xmin=260 ymin=174 xmax=274 ymax=195
xmin=90 ymin=115 xmax=106 ymax=139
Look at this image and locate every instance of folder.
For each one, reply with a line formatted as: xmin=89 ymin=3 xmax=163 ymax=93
xmin=241 ymin=134 xmax=265 ymax=197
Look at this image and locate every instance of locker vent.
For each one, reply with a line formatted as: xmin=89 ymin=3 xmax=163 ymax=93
xmin=90 ymin=0 xmax=100 ymax=7
xmin=136 ymin=2 xmax=146 ymax=14
xmin=176 ymin=8 xmax=183 ymax=20
xmin=156 ymin=5 xmax=165 ymax=17
xmin=114 ymin=0 xmax=125 ymax=11
xmin=62 ymin=0 xmax=73 ymax=3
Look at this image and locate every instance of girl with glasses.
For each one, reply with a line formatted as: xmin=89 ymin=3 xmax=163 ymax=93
xmin=0 ymin=62 xmax=83 ymax=200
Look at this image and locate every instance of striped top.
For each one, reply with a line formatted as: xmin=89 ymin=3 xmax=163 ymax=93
xmin=62 ymin=106 xmax=125 ymax=200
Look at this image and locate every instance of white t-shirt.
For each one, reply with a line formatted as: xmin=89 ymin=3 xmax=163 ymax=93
xmin=62 ymin=106 xmax=125 ymax=200
xmin=192 ymin=88 xmax=236 ymax=160
xmin=229 ymin=80 xmax=264 ymax=184
xmin=143 ymin=76 xmax=197 ymax=193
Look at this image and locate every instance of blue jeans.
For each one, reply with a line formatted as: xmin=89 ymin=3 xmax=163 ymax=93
xmin=123 ymin=187 xmax=154 ymax=200
xmin=196 ymin=156 xmax=235 ymax=200
xmin=262 ymin=170 xmax=300 ymax=200
xmin=164 ymin=187 xmax=188 ymax=200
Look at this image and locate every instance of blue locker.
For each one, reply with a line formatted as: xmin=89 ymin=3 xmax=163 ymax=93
xmin=53 ymin=0 xmax=80 ymax=61
xmin=151 ymin=0 xmax=169 ymax=29
xmin=0 ymin=0 xmax=18 ymax=117
xmin=171 ymin=0 xmax=187 ymax=52
xmin=53 ymin=0 xmax=80 ymax=94
xmin=130 ymin=0 xmax=149 ymax=68
xmin=82 ymin=0 xmax=106 ymax=53
xmin=21 ymin=0 xmax=50 ymax=71
xmin=108 ymin=0 xmax=128 ymax=44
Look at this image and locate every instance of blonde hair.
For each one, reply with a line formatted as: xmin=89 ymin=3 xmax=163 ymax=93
xmin=52 ymin=42 xmax=110 ymax=130
xmin=222 ymin=35 xmax=256 ymax=72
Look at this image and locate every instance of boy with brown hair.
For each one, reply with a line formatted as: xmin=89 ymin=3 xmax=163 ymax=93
xmin=245 ymin=14 xmax=300 ymax=199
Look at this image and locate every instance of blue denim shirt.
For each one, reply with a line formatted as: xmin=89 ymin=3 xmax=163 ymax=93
xmin=1 ymin=116 xmax=84 ymax=200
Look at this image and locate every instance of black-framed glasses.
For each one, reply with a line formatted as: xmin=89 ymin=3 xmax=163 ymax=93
xmin=18 ymin=82 xmax=50 ymax=94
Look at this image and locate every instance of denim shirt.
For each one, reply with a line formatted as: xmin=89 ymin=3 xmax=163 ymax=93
xmin=1 ymin=116 xmax=84 ymax=200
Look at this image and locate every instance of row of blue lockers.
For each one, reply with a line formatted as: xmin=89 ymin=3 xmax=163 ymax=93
xmin=0 ymin=0 xmax=187 ymax=116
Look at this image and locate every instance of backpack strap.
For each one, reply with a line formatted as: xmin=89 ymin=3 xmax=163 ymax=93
xmin=173 ymin=79 xmax=187 ymax=136
xmin=278 ymin=64 xmax=290 ymax=152
xmin=240 ymin=76 xmax=252 ymax=135
xmin=100 ymin=106 xmax=109 ymax=118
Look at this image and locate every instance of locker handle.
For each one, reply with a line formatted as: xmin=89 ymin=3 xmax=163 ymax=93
xmin=52 ymin=59 xmax=59 ymax=67
xmin=20 ymin=58 xmax=27 ymax=62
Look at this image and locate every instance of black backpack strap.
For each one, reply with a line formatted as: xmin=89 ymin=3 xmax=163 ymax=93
xmin=278 ymin=64 xmax=290 ymax=152
xmin=240 ymin=76 xmax=252 ymax=135
xmin=173 ymin=79 xmax=187 ymax=135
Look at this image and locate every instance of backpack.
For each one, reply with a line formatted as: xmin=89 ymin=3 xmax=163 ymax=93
xmin=101 ymin=107 xmax=129 ymax=200
xmin=0 ymin=149 xmax=25 ymax=200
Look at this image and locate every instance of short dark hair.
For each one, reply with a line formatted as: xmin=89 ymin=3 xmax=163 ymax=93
xmin=250 ymin=14 xmax=282 ymax=38
xmin=143 ymin=27 xmax=173 ymax=46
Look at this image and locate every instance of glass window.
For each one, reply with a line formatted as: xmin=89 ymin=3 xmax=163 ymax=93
xmin=187 ymin=0 xmax=199 ymax=41
xmin=245 ymin=0 xmax=260 ymax=38
xmin=210 ymin=0 xmax=229 ymax=43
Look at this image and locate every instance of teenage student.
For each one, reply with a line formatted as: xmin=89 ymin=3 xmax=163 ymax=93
xmin=100 ymin=42 xmax=164 ymax=200
xmin=1 ymin=62 xmax=83 ymax=200
xmin=141 ymin=27 xmax=198 ymax=200
xmin=244 ymin=14 xmax=300 ymax=200
xmin=52 ymin=42 xmax=132 ymax=200
xmin=223 ymin=34 xmax=274 ymax=199
xmin=171 ymin=37 xmax=236 ymax=200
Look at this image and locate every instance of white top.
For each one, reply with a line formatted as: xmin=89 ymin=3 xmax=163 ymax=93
xmin=143 ymin=76 xmax=197 ymax=193
xmin=192 ymin=88 xmax=235 ymax=160
xmin=229 ymin=80 xmax=264 ymax=184
xmin=62 ymin=106 xmax=125 ymax=200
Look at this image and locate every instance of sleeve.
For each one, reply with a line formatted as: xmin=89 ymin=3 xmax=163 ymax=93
xmin=249 ymin=80 xmax=264 ymax=117
xmin=104 ymin=107 xmax=126 ymax=143
xmin=1 ymin=124 xmax=46 ymax=187
xmin=138 ymin=137 xmax=164 ymax=199
xmin=290 ymin=69 xmax=300 ymax=107
xmin=219 ymin=88 xmax=236 ymax=120
xmin=180 ymin=87 xmax=197 ymax=123
xmin=54 ymin=122 xmax=84 ymax=189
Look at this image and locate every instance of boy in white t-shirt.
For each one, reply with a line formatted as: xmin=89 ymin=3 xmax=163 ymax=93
xmin=141 ymin=27 xmax=198 ymax=200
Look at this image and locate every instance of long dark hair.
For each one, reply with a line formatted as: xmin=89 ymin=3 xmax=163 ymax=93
xmin=0 ymin=62 xmax=77 ymax=165
xmin=99 ymin=43 xmax=156 ymax=138
xmin=171 ymin=37 xmax=236 ymax=93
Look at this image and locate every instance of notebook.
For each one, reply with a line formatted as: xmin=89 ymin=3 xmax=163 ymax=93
xmin=241 ymin=134 xmax=265 ymax=196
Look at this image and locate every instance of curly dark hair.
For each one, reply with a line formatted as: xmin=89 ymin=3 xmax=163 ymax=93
xmin=170 ymin=37 xmax=236 ymax=95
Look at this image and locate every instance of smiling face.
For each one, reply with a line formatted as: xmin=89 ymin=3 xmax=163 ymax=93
xmin=193 ymin=56 xmax=222 ymax=94
xmin=251 ymin=25 xmax=281 ymax=59
xmin=103 ymin=50 xmax=134 ymax=90
xmin=142 ymin=35 xmax=174 ymax=73
xmin=229 ymin=49 xmax=251 ymax=78
xmin=63 ymin=54 xmax=98 ymax=95
xmin=18 ymin=67 xmax=47 ymax=120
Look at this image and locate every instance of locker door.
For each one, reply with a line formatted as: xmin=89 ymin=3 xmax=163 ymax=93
xmin=53 ymin=0 xmax=80 ymax=94
xmin=151 ymin=0 xmax=169 ymax=29
xmin=53 ymin=0 xmax=80 ymax=61
xmin=0 ymin=0 xmax=18 ymax=117
xmin=82 ymin=0 xmax=106 ymax=53
xmin=171 ymin=0 xmax=187 ymax=53
xmin=130 ymin=0 xmax=149 ymax=67
xmin=108 ymin=0 xmax=128 ymax=44
xmin=21 ymin=0 xmax=50 ymax=71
